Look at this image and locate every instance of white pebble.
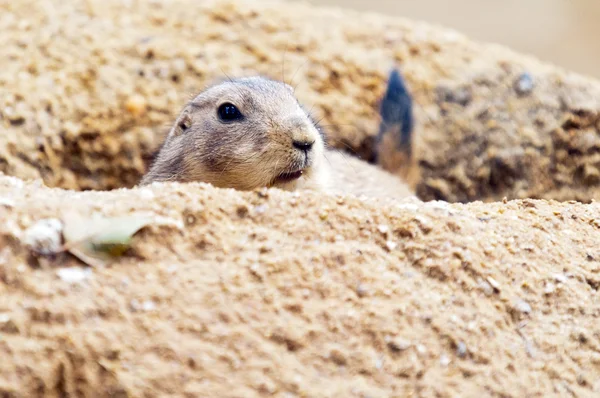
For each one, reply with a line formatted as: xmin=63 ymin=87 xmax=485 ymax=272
xmin=514 ymin=299 xmax=532 ymax=314
xmin=254 ymin=204 xmax=268 ymax=214
xmin=440 ymin=354 xmax=451 ymax=366
xmin=377 ymin=224 xmax=389 ymax=234
xmin=553 ymin=273 xmax=568 ymax=284
xmin=544 ymin=282 xmax=556 ymax=294
xmin=0 ymin=197 xmax=15 ymax=207
xmin=142 ymin=300 xmax=156 ymax=311
xmin=57 ymin=267 xmax=92 ymax=284
xmin=486 ymin=276 xmax=501 ymax=290
xmin=23 ymin=218 xmax=63 ymax=255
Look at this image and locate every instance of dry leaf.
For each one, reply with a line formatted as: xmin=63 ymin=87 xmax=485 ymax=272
xmin=62 ymin=212 xmax=182 ymax=267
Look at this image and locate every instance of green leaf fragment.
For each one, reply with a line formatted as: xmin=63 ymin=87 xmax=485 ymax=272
xmin=62 ymin=212 xmax=182 ymax=267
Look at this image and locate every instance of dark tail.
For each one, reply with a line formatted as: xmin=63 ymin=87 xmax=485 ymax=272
xmin=375 ymin=68 xmax=419 ymax=187
xmin=377 ymin=68 xmax=414 ymax=158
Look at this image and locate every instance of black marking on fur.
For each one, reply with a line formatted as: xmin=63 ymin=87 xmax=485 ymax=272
xmin=378 ymin=68 xmax=414 ymax=154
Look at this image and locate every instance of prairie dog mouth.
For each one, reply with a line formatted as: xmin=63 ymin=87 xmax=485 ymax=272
xmin=274 ymin=170 xmax=303 ymax=184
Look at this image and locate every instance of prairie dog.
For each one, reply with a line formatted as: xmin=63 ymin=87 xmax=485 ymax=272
xmin=141 ymin=72 xmax=416 ymax=199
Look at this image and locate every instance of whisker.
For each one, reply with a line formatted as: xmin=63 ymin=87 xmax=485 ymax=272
xmin=323 ymin=151 xmax=333 ymax=168
xmin=219 ymin=66 xmax=246 ymax=98
xmin=328 ymin=139 xmax=361 ymax=157
xmin=268 ymin=157 xmax=281 ymax=187
xmin=219 ymin=66 xmax=234 ymax=84
xmin=313 ymin=115 xmax=326 ymax=127
xmin=282 ymin=47 xmax=287 ymax=85
xmin=216 ymin=148 xmax=263 ymax=181
xmin=331 ymin=148 xmax=360 ymax=176
xmin=291 ymin=59 xmax=309 ymax=92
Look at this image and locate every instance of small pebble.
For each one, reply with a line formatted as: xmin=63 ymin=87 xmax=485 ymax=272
xmin=254 ymin=204 xmax=268 ymax=214
xmin=386 ymin=337 xmax=411 ymax=352
xmin=23 ymin=218 xmax=63 ymax=256
xmin=56 ymin=267 xmax=92 ymax=284
xmin=385 ymin=240 xmax=397 ymax=251
xmin=124 ymin=94 xmax=147 ymax=116
xmin=514 ymin=299 xmax=532 ymax=314
xmin=142 ymin=300 xmax=156 ymax=311
xmin=456 ymin=341 xmax=467 ymax=358
xmin=437 ymin=85 xmax=472 ymax=106
xmin=440 ymin=354 xmax=451 ymax=367
xmin=479 ymin=281 xmax=494 ymax=296
xmin=553 ymin=273 xmax=568 ymax=284
xmin=0 ymin=197 xmax=15 ymax=207
xmin=486 ymin=276 xmax=500 ymax=291
xmin=0 ymin=313 xmax=18 ymax=334
xmin=130 ymin=299 xmax=156 ymax=312
xmin=329 ymin=348 xmax=347 ymax=365
xmin=377 ymin=224 xmax=389 ymax=234
xmin=356 ymin=284 xmax=369 ymax=298
xmin=544 ymin=282 xmax=556 ymax=294
xmin=514 ymin=73 xmax=534 ymax=95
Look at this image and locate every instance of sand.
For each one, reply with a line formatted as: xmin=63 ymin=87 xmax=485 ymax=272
xmin=1 ymin=0 xmax=600 ymax=396
xmin=1 ymin=176 xmax=600 ymax=397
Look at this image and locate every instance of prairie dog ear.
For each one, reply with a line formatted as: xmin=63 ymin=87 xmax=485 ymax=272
xmin=170 ymin=109 xmax=192 ymax=138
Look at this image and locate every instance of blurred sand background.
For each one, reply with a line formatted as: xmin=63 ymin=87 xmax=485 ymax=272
xmin=304 ymin=0 xmax=600 ymax=79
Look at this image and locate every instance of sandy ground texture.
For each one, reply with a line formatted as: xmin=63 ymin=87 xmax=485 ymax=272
xmin=1 ymin=174 xmax=600 ymax=397
xmin=310 ymin=0 xmax=600 ymax=80
xmin=1 ymin=0 xmax=600 ymax=397
xmin=2 ymin=0 xmax=600 ymax=202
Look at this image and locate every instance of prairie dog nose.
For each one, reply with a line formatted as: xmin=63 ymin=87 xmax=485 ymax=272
xmin=293 ymin=139 xmax=314 ymax=151
xmin=290 ymin=126 xmax=316 ymax=152
xmin=286 ymin=114 xmax=317 ymax=152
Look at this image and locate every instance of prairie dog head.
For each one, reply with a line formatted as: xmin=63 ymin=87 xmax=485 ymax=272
xmin=141 ymin=76 xmax=329 ymax=191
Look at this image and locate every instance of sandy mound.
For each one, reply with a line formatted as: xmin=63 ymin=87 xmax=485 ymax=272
xmin=2 ymin=0 xmax=600 ymax=396
xmin=1 ymin=175 xmax=599 ymax=397
xmin=2 ymin=0 xmax=600 ymax=202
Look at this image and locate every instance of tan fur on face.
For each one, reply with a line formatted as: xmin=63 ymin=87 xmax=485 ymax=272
xmin=141 ymin=76 xmax=414 ymax=200
xmin=141 ymin=77 xmax=328 ymax=192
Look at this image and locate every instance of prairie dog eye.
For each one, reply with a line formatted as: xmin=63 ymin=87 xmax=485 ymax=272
xmin=217 ymin=103 xmax=243 ymax=122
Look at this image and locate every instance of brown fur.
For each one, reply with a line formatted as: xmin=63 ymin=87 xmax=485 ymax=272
xmin=141 ymin=76 xmax=414 ymax=199
xmin=377 ymin=128 xmax=421 ymax=190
